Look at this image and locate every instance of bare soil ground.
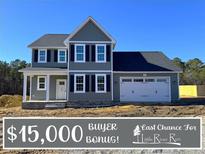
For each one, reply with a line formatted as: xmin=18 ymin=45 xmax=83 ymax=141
xmin=0 ymin=97 xmax=205 ymax=153
xmin=0 ymin=104 xmax=205 ymax=118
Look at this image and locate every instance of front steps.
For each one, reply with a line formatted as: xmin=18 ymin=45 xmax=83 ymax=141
xmin=22 ymin=102 xmax=66 ymax=109
xmin=45 ymin=103 xmax=66 ymax=109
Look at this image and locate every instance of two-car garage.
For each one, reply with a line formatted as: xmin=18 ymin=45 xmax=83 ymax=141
xmin=113 ymin=52 xmax=181 ymax=103
xmin=120 ymin=77 xmax=171 ymax=102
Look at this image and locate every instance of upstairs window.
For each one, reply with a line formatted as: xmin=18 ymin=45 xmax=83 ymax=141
xmin=37 ymin=76 xmax=46 ymax=90
xmin=58 ymin=49 xmax=67 ymax=63
xmin=96 ymin=44 xmax=106 ymax=63
xmin=95 ymin=74 xmax=106 ymax=93
xmin=38 ymin=49 xmax=47 ymax=63
xmin=75 ymin=44 xmax=85 ymax=62
xmin=74 ymin=74 xmax=85 ymax=93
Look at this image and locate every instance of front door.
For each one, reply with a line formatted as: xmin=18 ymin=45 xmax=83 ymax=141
xmin=56 ymin=79 xmax=67 ymax=100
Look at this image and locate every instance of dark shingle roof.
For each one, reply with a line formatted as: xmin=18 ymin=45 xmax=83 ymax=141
xmin=28 ymin=34 xmax=69 ymax=48
xmin=113 ymin=51 xmax=182 ymax=72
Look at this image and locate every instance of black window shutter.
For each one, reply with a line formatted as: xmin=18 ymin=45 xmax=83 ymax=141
xmin=47 ymin=50 xmax=51 ymax=62
xmin=91 ymin=45 xmax=95 ymax=62
xmin=70 ymin=45 xmax=74 ymax=61
xmin=91 ymin=75 xmax=95 ymax=92
xmin=86 ymin=75 xmax=90 ymax=92
xmin=66 ymin=50 xmax=68 ymax=62
xmin=70 ymin=75 xmax=74 ymax=92
xmin=106 ymin=45 xmax=111 ymax=62
xmin=54 ymin=49 xmax=58 ymax=62
xmin=86 ymin=45 xmax=90 ymax=62
xmin=34 ymin=49 xmax=38 ymax=62
xmin=106 ymin=75 xmax=111 ymax=92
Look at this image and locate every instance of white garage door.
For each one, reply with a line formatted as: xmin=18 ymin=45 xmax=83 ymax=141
xmin=120 ymin=77 xmax=170 ymax=102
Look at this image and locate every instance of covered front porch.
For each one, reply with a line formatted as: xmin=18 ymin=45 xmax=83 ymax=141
xmin=19 ymin=68 xmax=68 ymax=109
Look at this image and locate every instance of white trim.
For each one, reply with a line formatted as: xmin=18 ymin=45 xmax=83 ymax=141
xmin=56 ymin=79 xmax=67 ymax=100
xmin=95 ymin=44 xmax=106 ymax=63
xmin=19 ymin=69 xmax=67 ymax=75
xmin=111 ymin=44 xmax=114 ymax=101
xmin=29 ymin=47 xmax=67 ymax=49
xmin=74 ymin=74 xmax=85 ymax=93
xmin=23 ymin=75 xmax=27 ymax=102
xmin=24 ymin=100 xmax=68 ymax=103
xmin=95 ymin=74 xmax=106 ymax=93
xmin=64 ymin=17 xmax=116 ymax=45
xmin=168 ymin=76 xmax=171 ymax=102
xmin=67 ymin=43 xmax=70 ymax=101
xmin=67 ymin=74 xmax=69 ymax=101
xmin=30 ymin=48 xmax=32 ymax=67
xmin=37 ymin=76 xmax=46 ymax=91
xmin=114 ymin=71 xmax=182 ymax=73
xmin=29 ymin=76 xmax=32 ymax=100
xmin=120 ymin=76 xmax=171 ymax=102
xmin=74 ymin=44 xmax=85 ymax=63
xmin=24 ymin=72 xmax=67 ymax=76
xmin=177 ymin=73 xmax=180 ymax=100
xmin=38 ymin=49 xmax=47 ymax=63
xmin=68 ymin=41 xmax=112 ymax=43
xmin=69 ymin=70 xmax=112 ymax=72
xmin=46 ymin=75 xmax=50 ymax=101
xmin=58 ymin=49 xmax=67 ymax=63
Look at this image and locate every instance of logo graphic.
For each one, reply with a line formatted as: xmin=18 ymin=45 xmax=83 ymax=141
xmin=132 ymin=125 xmax=181 ymax=146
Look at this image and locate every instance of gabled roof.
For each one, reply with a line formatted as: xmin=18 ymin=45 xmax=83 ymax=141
xmin=28 ymin=34 xmax=69 ymax=48
xmin=113 ymin=51 xmax=182 ymax=72
xmin=64 ymin=16 xmax=116 ymax=45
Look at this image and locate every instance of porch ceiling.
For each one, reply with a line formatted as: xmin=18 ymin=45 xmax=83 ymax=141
xmin=19 ymin=67 xmax=67 ymax=75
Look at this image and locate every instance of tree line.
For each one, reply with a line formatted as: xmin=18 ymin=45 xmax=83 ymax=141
xmin=173 ymin=58 xmax=205 ymax=85
xmin=0 ymin=58 xmax=204 ymax=95
xmin=0 ymin=59 xmax=29 ymax=95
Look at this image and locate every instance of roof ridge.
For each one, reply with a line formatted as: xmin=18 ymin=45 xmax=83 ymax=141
xmin=44 ymin=34 xmax=69 ymax=35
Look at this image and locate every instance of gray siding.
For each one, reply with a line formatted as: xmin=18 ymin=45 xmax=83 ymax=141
xmin=70 ymin=21 xmax=111 ymax=41
xmin=32 ymin=49 xmax=67 ymax=68
xmin=113 ymin=73 xmax=179 ymax=102
xmin=69 ymin=43 xmax=112 ymax=70
xmin=69 ymin=72 xmax=112 ymax=102
xmin=31 ymin=76 xmax=46 ymax=100
xmin=31 ymin=75 xmax=67 ymax=100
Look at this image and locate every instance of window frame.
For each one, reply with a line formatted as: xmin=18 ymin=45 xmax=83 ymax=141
xmin=95 ymin=44 xmax=106 ymax=63
xmin=74 ymin=74 xmax=85 ymax=93
xmin=38 ymin=49 xmax=47 ymax=63
xmin=74 ymin=44 xmax=85 ymax=63
xmin=37 ymin=76 xmax=46 ymax=91
xmin=95 ymin=74 xmax=106 ymax=93
xmin=58 ymin=49 xmax=67 ymax=63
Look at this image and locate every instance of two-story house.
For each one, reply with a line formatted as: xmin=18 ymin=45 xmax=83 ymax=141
xmin=19 ymin=17 xmax=182 ymax=109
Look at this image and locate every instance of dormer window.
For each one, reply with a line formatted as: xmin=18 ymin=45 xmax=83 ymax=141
xmin=58 ymin=49 xmax=67 ymax=63
xmin=75 ymin=44 xmax=85 ymax=62
xmin=38 ymin=49 xmax=47 ymax=63
xmin=96 ymin=44 xmax=106 ymax=63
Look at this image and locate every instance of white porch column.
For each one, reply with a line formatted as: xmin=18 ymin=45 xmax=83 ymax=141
xmin=29 ymin=76 xmax=33 ymax=101
xmin=46 ymin=75 xmax=50 ymax=101
xmin=23 ymin=74 xmax=27 ymax=102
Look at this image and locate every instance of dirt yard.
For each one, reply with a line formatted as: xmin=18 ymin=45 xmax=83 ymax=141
xmin=0 ymin=96 xmax=205 ymax=117
xmin=1 ymin=103 xmax=205 ymax=118
xmin=1 ymin=97 xmax=205 ymax=154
